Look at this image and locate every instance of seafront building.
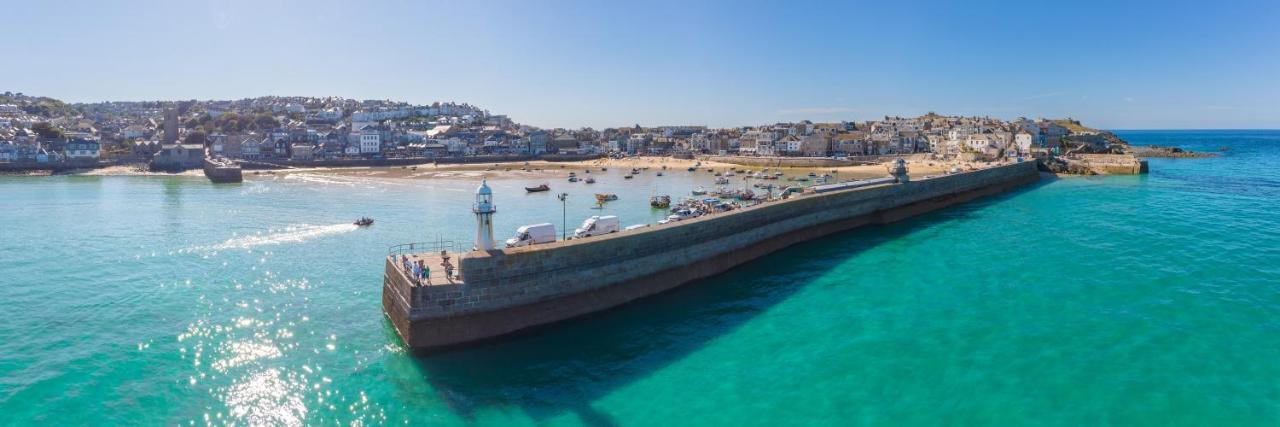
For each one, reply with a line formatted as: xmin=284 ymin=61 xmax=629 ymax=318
xmin=0 ymin=91 xmax=1123 ymax=170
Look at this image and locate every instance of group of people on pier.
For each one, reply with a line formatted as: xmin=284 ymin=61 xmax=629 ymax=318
xmin=398 ymin=250 xmax=455 ymax=285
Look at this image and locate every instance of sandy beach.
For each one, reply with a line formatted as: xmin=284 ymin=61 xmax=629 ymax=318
xmin=45 ymin=156 xmax=1008 ymax=181
xmin=263 ymin=156 xmax=998 ymax=181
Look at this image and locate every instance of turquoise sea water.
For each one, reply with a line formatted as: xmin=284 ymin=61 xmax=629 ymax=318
xmin=2 ymin=130 xmax=1278 ymax=425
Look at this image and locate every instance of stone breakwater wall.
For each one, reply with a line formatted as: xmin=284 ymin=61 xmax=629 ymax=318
xmin=384 ymin=161 xmax=1041 ymax=350
xmin=1064 ymin=154 xmax=1148 ymax=175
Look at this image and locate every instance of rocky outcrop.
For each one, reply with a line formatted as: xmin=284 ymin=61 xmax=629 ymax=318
xmin=1124 ymin=145 xmax=1218 ymax=158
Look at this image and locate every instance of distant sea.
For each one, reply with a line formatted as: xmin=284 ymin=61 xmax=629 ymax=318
xmin=1 ymin=130 xmax=1278 ymax=425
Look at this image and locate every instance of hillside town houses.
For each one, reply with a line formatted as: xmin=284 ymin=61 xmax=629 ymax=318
xmin=1 ymin=92 xmax=1101 ymax=169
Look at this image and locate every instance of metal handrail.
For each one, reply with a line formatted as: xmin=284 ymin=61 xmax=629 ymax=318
xmin=387 ymin=240 xmax=469 ymax=256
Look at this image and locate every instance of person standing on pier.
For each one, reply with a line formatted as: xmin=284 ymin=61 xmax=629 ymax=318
xmin=440 ymin=250 xmax=454 ymax=283
xmin=418 ymin=260 xmax=430 ymax=285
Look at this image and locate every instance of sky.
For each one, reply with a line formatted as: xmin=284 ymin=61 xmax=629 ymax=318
xmin=3 ymin=0 xmax=1278 ymax=129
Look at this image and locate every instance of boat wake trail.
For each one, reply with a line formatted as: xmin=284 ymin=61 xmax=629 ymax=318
xmin=192 ymin=223 xmax=359 ymax=252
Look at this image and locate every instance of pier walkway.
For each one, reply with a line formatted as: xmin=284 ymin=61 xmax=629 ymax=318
xmin=388 ymin=252 xmax=463 ymax=287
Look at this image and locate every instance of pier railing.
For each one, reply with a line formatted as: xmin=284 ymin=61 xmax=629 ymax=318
xmin=387 ymin=240 xmax=469 ymax=256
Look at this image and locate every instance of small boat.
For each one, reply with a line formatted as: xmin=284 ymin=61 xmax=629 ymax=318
xmin=601 ymin=167 xmax=608 ymax=171
xmin=687 ymin=167 xmax=696 ymax=172
xmin=568 ymin=176 xmax=579 ymax=182
xmin=624 ymin=175 xmax=634 ymax=180
xmin=691 ymin=186 xmax=708 ymax=195
xmin=808 ymin=172 xmax=817 ymax=177
xmin=526 ymin=183 xmax=551 ymax=192
xmin=715 ymin=177 xmax=730 ymax=185
xmin=585 ymin=177 xmax=596 ymax=184
xmin=656 ymin=172 xmax=664 ymax=177
xmin=595 ymin=193 xmax=618 ymax=201
xmin=354 ymin=217 xmax=374 ymax=227
xmin=725 ymin=172 xmax=735 ymax=177
xmin=650 ymin=195 xmax=671 ymax=209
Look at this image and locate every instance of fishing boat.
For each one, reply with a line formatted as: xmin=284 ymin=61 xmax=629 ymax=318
xmin=691 ymin=186 xmax=708 ymax=195
xmin=650 ymin=195 xmax=671 ymax=209
xmin=595 ymin=193 xmax=618 ymax=202
xmin=525 ymin=183 xmax=551 ymax=192
xmin=354 ymin=217 xmax=374 ymax=227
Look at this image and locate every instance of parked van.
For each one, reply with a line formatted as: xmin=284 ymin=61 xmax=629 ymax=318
xmin=505 ymin=223 xmax=557 ymax=248
xmin=573 ymin=215 xmax=620 ymax=239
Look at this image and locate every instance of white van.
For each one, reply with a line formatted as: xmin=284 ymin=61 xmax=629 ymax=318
xmin=573 ymin=215 xmax=620 ymax=239
xmin=505 ymin=223 xmax=557 ymax=248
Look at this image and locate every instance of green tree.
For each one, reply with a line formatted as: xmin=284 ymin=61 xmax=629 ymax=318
xmin=31 ymin=122 xmax=65 ymax=140
xmin=253 ymin=113 xmax=279 ymax=130
xmin=183 ymin=130 xmax=208 ymax=147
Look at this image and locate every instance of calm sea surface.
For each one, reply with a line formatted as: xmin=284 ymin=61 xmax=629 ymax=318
xmin=2 ymin=130 xmax=1278 ymax=425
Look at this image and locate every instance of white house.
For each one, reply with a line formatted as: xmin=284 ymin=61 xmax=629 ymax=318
xmin=359 ymin=129 xmax=381 ymax=154
xmin=0 ymin=142 xmax=17 ymax=161
xmin=1015 ymin=132 xmax=1033 ymax=153
xmin=64 ymin=139 xmax=100 ymax=160
xmin=240 ymin=137 xmax=261 ymax=158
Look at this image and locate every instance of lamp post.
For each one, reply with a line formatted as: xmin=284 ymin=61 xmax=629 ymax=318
xmin=557 ymin=192 xmax=568 ymax=241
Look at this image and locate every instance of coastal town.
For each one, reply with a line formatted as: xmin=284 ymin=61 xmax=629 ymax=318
xmin=0 ymin=92 xmax=1145 ymax=175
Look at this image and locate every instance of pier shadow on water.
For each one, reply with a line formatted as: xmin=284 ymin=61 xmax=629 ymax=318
xmin=407 ymin=180 xmax=1050 ymax=426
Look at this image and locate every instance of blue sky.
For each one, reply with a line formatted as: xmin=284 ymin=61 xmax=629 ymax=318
xmin=3 ymin=0 xmax=1277 ymax=129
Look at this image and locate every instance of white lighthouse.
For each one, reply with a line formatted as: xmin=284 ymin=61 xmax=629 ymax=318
xmin=472 ymin=179 xmax=497 ymax=251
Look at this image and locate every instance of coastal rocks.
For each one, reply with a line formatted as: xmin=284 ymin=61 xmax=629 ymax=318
xmin=1038 ymin=157 xmax=1095 ymax=175
xmin=1125 ymin=145 xmax=1218 ymax=158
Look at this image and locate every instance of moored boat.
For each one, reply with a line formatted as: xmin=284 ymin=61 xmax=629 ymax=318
xmin=525 ymin=183 xmax=551 ymax=192
xmin=650 ymin=195 xmax=671 ymax=208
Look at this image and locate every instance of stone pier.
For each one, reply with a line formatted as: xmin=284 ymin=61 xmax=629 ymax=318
xmin=383 ymin=161 xmax=1042 ymax=352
